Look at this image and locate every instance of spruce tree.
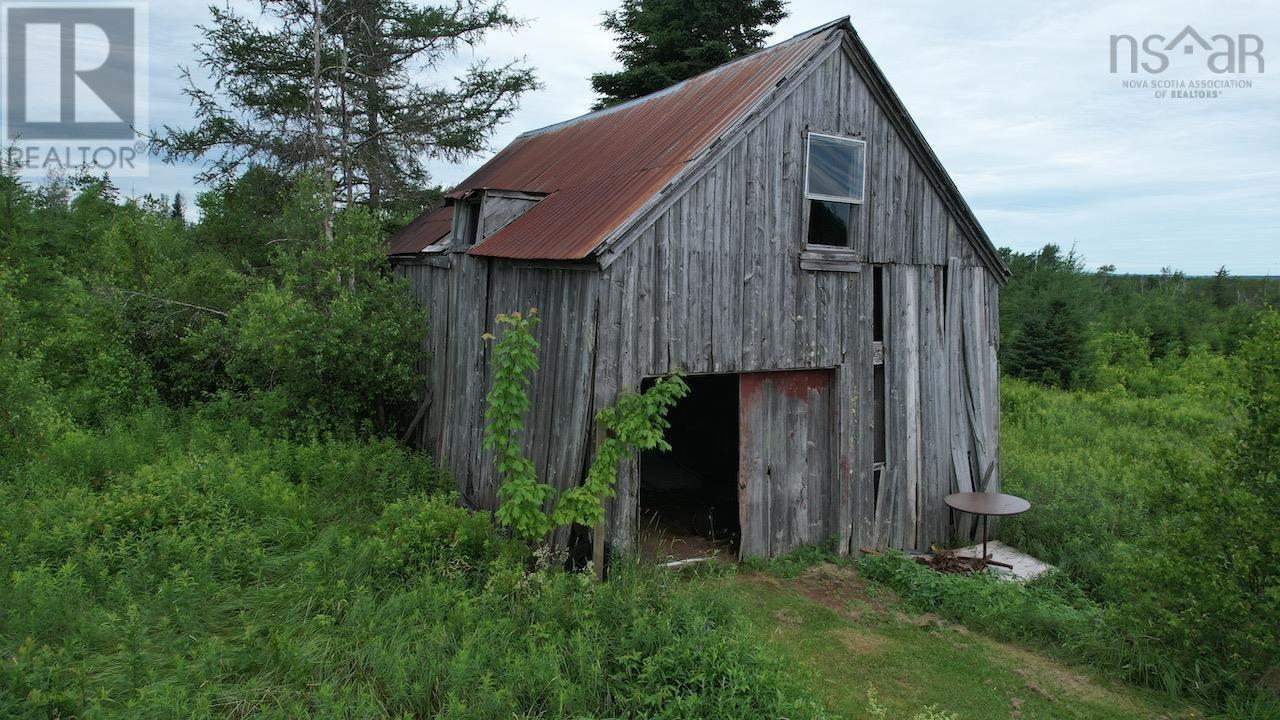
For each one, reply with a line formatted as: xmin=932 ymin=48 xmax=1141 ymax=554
xmin=154 ymin=0 xmax=537 ymax=213
xmin=171 ymin=193 xmax=185 ymax=222
xmin=1209 ymin=266 xmax=1233 ymax=309
xmin=1005 ymin=299 xmax=1085 ymax=388
xmin=590 ymin=0 xmax=787 ymax=109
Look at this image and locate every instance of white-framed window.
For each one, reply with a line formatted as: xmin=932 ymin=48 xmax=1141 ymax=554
xmin=804 ymin=132 xmax=866 ymax=248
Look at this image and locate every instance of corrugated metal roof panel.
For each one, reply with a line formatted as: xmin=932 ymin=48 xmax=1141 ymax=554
xmin=457 ymin=24 xmax=837 ymax=260
xmin=389 ymin=16 xmax=1009 ymax=281
xmin=388 ymin=204 xmax=453 ymax=255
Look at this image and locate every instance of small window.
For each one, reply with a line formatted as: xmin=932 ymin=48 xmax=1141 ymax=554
xmin=806 ymin=133 xmax=865 ymax=203
xmin=463 ymin=199 xmax=482 ymax=245
xmin=804 ymin=133 xmax=865 ymax=248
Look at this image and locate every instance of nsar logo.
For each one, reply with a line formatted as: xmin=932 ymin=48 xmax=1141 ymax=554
xmin=1110 ymin=25 xmax=1264 ymax=74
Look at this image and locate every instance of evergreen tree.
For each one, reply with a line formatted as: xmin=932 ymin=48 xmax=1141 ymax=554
xmin=0 ymin=153 xmax=33 ymax=256
xmin=171 ymin=192 xmax=186 ymax=223
xmin=153 ymin=0 xmax=537 ymax=212
xmin=590 ymin=0 xmax=787 ymax=109
xmin=996 ymin=243 xmax=1093 ymax=352
xmin=1004 ymin=299 xmax=1085 ymax=388
xmin=1209 ymin=265 xmax=1233 ymax=309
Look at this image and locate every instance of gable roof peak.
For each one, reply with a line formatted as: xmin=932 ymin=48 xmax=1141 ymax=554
xmin=446 ymin=19 xmax=842 ymax=260
xmin=390 ymin=16 xmax=1008 ymax=281
xmin=518 ymin=17 xmax=851 ymax=142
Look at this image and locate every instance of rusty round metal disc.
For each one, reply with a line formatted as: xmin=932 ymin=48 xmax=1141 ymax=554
xmin=944 ymin=492 xmax=1031 ymax=517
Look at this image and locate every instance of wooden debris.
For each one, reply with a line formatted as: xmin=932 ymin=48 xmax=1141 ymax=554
xmin=915 ymin=545 xmax=1012 ymax=574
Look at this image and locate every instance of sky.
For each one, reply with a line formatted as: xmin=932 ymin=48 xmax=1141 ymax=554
xmin=126 ymin=1 xmax=1280 ymax=274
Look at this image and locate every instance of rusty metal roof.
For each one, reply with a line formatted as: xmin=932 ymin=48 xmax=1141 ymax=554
xmin=387 ymin=17 xmax=1007 ymax=280
xmin=388 ymin=203 xmax=453 ymax=255
xmin=446 ymin=22 xmax=840 ymax=260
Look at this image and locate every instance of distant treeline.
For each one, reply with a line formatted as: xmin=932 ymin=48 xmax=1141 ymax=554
xmin=997 ymin=244 xmax=1275 ymax=388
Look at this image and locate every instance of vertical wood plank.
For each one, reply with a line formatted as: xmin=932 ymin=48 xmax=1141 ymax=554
xmin=399 ymin=39 xmax=1005 ymax=557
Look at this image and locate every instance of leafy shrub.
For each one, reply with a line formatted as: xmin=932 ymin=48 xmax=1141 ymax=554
xmin=1087 ymin=330 xmax=1242 ymax=400
xmin=484 ymin=308 xmax=689 ymax=545
xmin=964 ymin=328 xmax=1280 ymax=712
xmin=1234 ymin=310 xmax=1280 ymax=477
xmin=0 ymin=272 xmax=67 ymax=465
xmin=1087 ymin=329 xmax=1153 ymax=391
xmin=365 ymin=494 xmax=518 ymax=583
xmin=1 ymin=406 xmax=822 ymax=719
xmin=1000 ymin=374 xmax=1232 ymax=591
xmin=10 ymin=272 xmax=158 ymax=426
xmin=199 ymin=203 xmax=426 ymax=435
xmin=1104 ymin=311 xmax=1280 ymax=704
xmin=252 ymin=432 xmax=450 ymax=507
xmin=193 ymin=165 xmax=297 ymax=270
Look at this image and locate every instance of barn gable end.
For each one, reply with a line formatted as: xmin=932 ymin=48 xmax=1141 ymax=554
xmin=592 ymin=33 xmax=1000 ymax=554
xmin=392 ymin=18 xmax=1004 ymax=558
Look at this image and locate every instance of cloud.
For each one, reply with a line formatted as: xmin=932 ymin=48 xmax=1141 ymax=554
xmin=131 ymin=0 xmax=1280 ymax=275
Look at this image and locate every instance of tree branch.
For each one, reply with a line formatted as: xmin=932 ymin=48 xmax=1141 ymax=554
xmin=110 ymin=288 xmax=228 ymax=317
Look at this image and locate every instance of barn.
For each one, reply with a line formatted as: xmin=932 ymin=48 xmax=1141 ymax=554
xmin=389 ymin=17 xmax=1010 ymax=559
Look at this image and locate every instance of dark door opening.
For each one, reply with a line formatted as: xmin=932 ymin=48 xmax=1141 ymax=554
xmin=638 ymin=373 xmax=740 ymax=561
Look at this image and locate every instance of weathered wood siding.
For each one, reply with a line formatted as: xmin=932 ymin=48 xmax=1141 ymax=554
xmin=739 ymin=370 xmax=837 ymax=557
xmin=393 ymin=257 xmax=452 ymax=448
xmin=396 ymin=256 xmax=598 ymax=547
xmin=867 ymin=261 xmax=999 ymax=551
xmin=591 ymin=40 xmax=1000 ymax=554
xmin=478 ymin=192 xmax=540 ymax=243
xmin=393 ymin=38 xmax=1001 ymax=556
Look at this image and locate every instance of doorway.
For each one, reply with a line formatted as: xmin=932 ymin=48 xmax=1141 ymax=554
xmin=638 ymin=373 xmax=740 ymax=561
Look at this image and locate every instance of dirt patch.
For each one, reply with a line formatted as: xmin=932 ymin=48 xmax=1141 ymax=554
xmin=1005 ymin=647 xmax=1100 ymax=702
xmin=792 ymin=563 xmax=898 ymax=618
xmin=1015 ymin=671 xmax=1054 ymax=701
xmin=748 ymin=572 xmax=782 ymax=589
xmin=830 ymin=628 xmax=888 ymax=654
xmin=999 ymin=642 xmax=1199 ymax=716
xmin=740 ymin=563 xmax=902 ymax=627
xmin=907 ymin=612 xmax=942 ymax=629
xmin=1261 ymin=667 xmax=1280 ymax=696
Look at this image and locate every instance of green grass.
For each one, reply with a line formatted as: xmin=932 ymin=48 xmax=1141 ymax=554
xmin=999 ymin=374 xmax=1236 ymax=594
xmin=0 ymin=408 xmax=826 ymax=719
xmin=906 ymin=367 xmax=1280 ymax=717
xmin=0 ymin=401 xmax=1210 ymax=720
xmin=729 ymin=564 xmax=1193 ymax=720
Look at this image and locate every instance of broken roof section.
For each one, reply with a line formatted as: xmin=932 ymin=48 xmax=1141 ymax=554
xmin=388 ymin=202 xmax=452 ymax=255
